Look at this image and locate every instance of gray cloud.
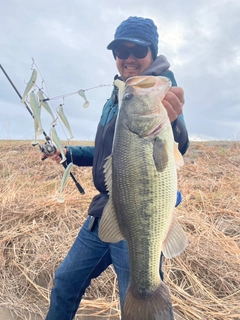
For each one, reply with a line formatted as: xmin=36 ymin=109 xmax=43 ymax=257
xmin=0 ymin=0 xmax=240 ymax=142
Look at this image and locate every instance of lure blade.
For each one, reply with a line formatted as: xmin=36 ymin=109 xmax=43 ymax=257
xmin=50 ymin=126 xmax=67 ymax=163
xmin=29 ymin=91 xmax=44 ymax=136
xmin=38 ymin=90 xmax=56 ymax=122
xmin=77 ymin=89 xmax=90 ymax=108
xmin=83 ymin=101 xmax=90 ymax=109
xmin=57 ymin=162 xmax=73 ymax=203
xmin=21 ymin=69 xmax=37 ymax=103
xmin=57 ymin=105 xmax=74 ymax=140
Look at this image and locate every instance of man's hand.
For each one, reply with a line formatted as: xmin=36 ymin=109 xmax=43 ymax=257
xmin=162 ymin=87 xmax=185 ymax=122
xmin=41 ymin=148 xmax=67 ymax=164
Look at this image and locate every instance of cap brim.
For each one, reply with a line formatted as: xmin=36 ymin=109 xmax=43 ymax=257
xmin=107 ymin=37 xmax=151 ymax=50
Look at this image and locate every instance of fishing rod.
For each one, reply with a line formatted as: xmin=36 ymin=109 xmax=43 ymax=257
xmin=0 ymin=63 xmax=85 ymax=195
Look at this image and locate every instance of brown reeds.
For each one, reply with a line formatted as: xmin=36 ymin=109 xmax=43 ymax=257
xmin=0 ymin=140 xmax=239 ymax=319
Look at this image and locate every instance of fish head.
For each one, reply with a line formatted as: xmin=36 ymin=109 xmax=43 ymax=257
xmin=120 ymin=76 xmax=171 ymax=138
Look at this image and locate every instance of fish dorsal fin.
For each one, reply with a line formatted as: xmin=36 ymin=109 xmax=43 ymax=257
xmin=114 ymin=79 xmax=125 ymax=109
xmin=103 ymin=155 xmax=112 ymax=193
xmin=153 ymin=137 xmax=169 ymax=172
xmin=98 ymin=155 xmax=125 ymax=243
xmin=162 ymin=211 xmax=188 ymax=259
xmin=174 ymin=142 xmax=184 ymax=170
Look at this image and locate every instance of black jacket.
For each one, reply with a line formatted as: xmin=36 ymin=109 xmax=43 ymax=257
xmin=66 ymin=56 xmax=189 ymax=217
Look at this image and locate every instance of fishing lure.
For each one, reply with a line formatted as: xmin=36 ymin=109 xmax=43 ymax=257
xmin=57 ymin=162 xmax=73 ymax=203
xmin=38 ymin=89 xmax=56 ymax=122
xmin=29 ymin=91 xmax=44 ymax=135
xmin=50 ymin=126 xmax=67 ymax=163
xmin=57 ymin=104 xmax=74 ymax=140
xmin=77 ymin=89 xmax=90 ymax=108
xmin=0 ymin=63 xmax=85 ymax=196
xmin=21 ymin=69 xmax=37 ymax=103
xmin=30 ymin=116 xmax=40 ymax=145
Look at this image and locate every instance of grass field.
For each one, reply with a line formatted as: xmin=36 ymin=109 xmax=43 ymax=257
xmin=0 ymin=140 xmax=239 ymax=319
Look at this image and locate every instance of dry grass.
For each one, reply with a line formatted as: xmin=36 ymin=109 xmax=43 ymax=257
xmin=0 ymin=140 xmax=239 ymax=319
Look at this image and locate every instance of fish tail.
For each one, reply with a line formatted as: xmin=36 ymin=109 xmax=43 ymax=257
xmin=122 ymin=281 xmax=174 ymax=320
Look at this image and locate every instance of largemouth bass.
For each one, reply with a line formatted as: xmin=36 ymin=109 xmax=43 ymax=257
xmin=99 ymin=76 xmax=188 ymax=320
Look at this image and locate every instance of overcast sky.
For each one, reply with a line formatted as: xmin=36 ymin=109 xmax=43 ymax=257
xmin=0 ymin=0 xmax=240 ymax=143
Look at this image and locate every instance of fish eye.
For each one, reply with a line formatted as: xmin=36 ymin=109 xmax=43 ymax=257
xmin=123 ymin=93 xmax=133 ymax=101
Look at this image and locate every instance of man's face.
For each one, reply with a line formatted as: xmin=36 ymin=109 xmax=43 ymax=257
xmin=115 ymin=41 xmax=153 ymax=81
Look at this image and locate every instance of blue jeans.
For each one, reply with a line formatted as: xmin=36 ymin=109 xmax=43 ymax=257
xmin=46 ymin=216 xmax=130 ymax=320
xmin=45 ymin=190 xmax=182 ymax=320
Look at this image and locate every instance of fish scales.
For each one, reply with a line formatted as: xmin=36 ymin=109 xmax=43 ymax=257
xmin=112 ymin=113 xmax=177 ymax=292
xmin=99 ymin=75 xmax=187 ymax=320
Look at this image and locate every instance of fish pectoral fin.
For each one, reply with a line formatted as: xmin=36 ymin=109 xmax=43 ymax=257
xmin=153 ymin=137 xmax=169 ymax=172
xmin=99 ymin=197 xmax=125 ymax=243
xmin=162 ymin=211 xmax=188 ymax=259
xmin=174 ymin=142 xmax=184 ymax=170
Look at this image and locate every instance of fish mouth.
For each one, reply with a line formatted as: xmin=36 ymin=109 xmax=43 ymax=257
xmin=126 ymin=76 xmax=157 ymax=91
xmin=126 ymin=76 xmax=171 ymax=95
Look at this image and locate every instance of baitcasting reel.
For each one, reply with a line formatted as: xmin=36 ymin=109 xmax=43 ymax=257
xmin=40 ymin=141 xmax=57 ymax=156
xmin=32 ymin=140 xmax=57 ymax=160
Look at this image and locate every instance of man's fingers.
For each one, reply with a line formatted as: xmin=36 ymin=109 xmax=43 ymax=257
xmin=162 ymin=87 xmax=185 ymax=122
xmin=168 ymin=87 xmax=185 ymax=105
xmin=162 ymin=99 xmax=178 ymax=122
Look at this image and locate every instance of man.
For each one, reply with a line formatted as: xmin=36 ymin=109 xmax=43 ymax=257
xmin=45 ymin=16 xmax=189 ymax=320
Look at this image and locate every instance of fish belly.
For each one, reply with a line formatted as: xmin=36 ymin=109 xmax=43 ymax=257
xmin=112 ymin=125 xmax=177 ymax=293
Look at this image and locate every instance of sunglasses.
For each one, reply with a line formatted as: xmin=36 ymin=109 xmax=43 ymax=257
xmin=114 ymin=45 xmax=149 ymax=60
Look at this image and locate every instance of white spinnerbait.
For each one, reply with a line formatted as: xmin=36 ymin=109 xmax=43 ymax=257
xmin=77 ymin=89 xmax=90 ymax=108
xmin=38 ymin=89 xmax=56 ymax=122
xmin=29 ymin=91 xmax=44 ymax=136
xmin=57 ymin=105 xmax=74 ymax=140
xmin=21 ymin=69 xmax=37 ymax=103
xmin=50 ymin=126 xmax=67 ymax=163
xmin=57 ymin=162 xmax=73 ymax=203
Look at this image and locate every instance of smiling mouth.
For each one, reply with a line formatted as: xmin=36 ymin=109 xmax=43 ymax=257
xmin=124 ymin=66 xmax=138 ymax=70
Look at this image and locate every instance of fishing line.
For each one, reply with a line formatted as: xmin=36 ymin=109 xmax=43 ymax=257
xmin=7 ymin=28 xmax=62 ymax=140
xmin=8 ymin=28 xmax=51 ymax=100
xmin=8 ymin=27 xmax=32 ymax=61
xmin=7 ymin=28 xmax=58 ymax=130
xmin=27 ymin=59 xmax=72 ymax=143
xmin=8 ymin=27 xmax=48 ymax=91
xmin=0 ymin=63 xmax=85 ymax=195
xmin=2 ymin=30 xmax=115 ymax=196
xmin=31 ymin=58 xmax=51 ymax=98
xmin=43 ymin=84 xmax=113 ymax=102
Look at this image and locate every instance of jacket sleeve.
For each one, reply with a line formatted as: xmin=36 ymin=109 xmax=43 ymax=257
xmin=65 ymin=146 xmax=94 ymax=166
xmin=162 ymin=70 xmax=189 ymax=155
xmin=171 ymin=115 xmax=189 ymax=155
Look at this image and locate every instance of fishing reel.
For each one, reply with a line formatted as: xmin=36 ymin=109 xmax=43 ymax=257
xmin=32 ymin=140 xmax=57 ymax=160
xmin=40 ymin=141 xmax=57 ymax=156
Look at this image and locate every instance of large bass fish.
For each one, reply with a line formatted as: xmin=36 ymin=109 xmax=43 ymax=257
xmin=99 ymin=76 xmax=188 ymax=320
